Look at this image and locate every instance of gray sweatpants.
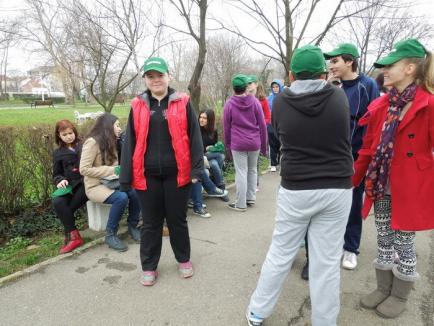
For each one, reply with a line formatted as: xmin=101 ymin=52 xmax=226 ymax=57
xmin=232 ymin=150 xmax=259 ymax=208
xmin=248 ymin=187 xmax=352 ymax=326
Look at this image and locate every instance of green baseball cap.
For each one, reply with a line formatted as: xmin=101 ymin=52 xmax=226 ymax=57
xmin=247 ymin=75 xmax=258 ymax=83
xmin=323 ymin=43 xmax=360 ymax=59
xmin=374 ymin=39 xmax=427 ymax=68
xmin=232 ymin=74 xmax=249 ymax=88
xmin=290 ymin=45 xmax=327 ymax=75
xmin=142 ymin=57 xmax=169 ymax=75
xmin=51 ymin=185 xmax=73 ymax=199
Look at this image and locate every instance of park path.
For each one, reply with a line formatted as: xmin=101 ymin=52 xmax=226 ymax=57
xmin=0 ymin=172 xmax=433 ymax=326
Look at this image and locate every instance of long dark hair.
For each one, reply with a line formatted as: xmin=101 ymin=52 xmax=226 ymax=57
xmin=199 ymin=109 xmax=215 ymax=135
xmin=54 ymin=119 xmax=79 ymax=148
xmin=86 ymin=113 xmax=118 ymax=165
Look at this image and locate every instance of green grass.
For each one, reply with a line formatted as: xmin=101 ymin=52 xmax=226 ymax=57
xmin=0 ymin=233 xmax=94 ymax=278
xmin=0 ymin=103 xmax=131 ymax=126
xmin=0 ymin=234 xmax=63 ymax=278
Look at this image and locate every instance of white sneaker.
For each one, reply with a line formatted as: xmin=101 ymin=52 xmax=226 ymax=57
xmin=342 ymin=251 xmax=357 ymax=270
xmin=270 ymin=166 xmax=277 ymax=172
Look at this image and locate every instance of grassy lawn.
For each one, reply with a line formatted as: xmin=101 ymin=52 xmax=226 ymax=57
xmin=0 ymin=234 xmax=63 ymax=278
xmin=0 ymin=103 xmax=131 ymax=126
xmin=0 ymin=233 xmax=97 ymax=278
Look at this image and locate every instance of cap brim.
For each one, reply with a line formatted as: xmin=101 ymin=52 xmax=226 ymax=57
xmin=374 ymin=55 xmax=402 ymax=68
xmin=142 ymin=66 xmax=167 ymax=75
xmin=51 ymin=186 xmax=73 ymax=198
xmin=323 ymin=50 xmax=339 ymax=59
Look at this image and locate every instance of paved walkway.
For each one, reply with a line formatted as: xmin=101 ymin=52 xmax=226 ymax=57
xmin=0 ymin=172 xmax=433 ymax=326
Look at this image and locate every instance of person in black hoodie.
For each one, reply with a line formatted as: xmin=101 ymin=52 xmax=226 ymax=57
xmin=52 ymin=120 xmax=88 ymax=254
xmin=120 ymin=57 xmax=203 ymax=286
xmin=246 ymin=45 xmax=353 ymax=326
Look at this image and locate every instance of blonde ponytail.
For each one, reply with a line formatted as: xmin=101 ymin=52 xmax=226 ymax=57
xmin=422 ymin=51 xmax=434 ymax=94
xmin=409 ymin=51 xmax=434 ymax=94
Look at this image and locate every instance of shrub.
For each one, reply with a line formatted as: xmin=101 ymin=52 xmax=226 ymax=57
xmin=0 ymin=124 xmax=91 ymax=240
xmin=0 ymin=125 xmax=55 ymax=237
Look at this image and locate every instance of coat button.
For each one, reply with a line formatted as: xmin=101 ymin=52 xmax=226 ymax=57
xmin=407 ymin=152 xmax=413 ymax=157
xmin=408 ymin=133 xmax=415 ymax=139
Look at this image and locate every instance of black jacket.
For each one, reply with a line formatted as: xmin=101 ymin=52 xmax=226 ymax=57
xmin=52 ymin=144 xmax=84 ymax=190
xmin=200 ymin=127 xmax=218 ymax=153
xmin=120 ymin=88 xmax=204 ymax=190
xmin=272 ymin=83 xmax=353 ymax=190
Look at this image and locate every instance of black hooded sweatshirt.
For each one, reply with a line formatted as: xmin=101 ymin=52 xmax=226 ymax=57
xmin=272 ymin=82 xmax=353 ymax=190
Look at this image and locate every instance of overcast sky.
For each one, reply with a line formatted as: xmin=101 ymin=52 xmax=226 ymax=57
xmin=2 ymin=0 xmax=434 ymax=73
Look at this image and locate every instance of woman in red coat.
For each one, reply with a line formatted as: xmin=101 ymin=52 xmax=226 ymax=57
xmin=353 ymin=39 xmax=434 ymax=318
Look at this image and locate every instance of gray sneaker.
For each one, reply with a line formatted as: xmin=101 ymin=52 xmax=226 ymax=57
xmin=207 ymin=188 xmax=229 ymax=198
xmin=193 ymin=207 xmax=211 ymax=218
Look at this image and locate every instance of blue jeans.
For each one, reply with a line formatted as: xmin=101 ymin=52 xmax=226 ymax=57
xmin=190 ymin=169 xmax=219 ymax=210
xmin=206 ymin=152 xmax=225 ymax=187
xmin=104 ymin=189 xmax=141 ymax=231
xmin=190 ymin=182 xmax=204 ymax=211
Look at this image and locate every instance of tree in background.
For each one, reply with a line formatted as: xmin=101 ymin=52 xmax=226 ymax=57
xmin=165 ymin=0 xmax=208 ymax=111
xmin=0 ymin=18 xmax=20 ymax=98
xmin=214 ymin=0 xmax=393 ymax=81
xmin=202 ymin=34 xmax=248 ymax=108
xmin=330 ymin=0 xmax=432 ymax=74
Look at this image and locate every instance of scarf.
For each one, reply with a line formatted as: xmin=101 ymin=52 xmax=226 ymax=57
xmin=364 ymin=83 xmax=417 ymax=201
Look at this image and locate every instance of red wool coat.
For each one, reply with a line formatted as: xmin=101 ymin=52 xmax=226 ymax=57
xmin=353 ymin=87 xmax=434 ymax=231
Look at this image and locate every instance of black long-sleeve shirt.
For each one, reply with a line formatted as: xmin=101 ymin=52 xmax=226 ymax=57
xmin=120 ymin=88 xmax=204 ymax=190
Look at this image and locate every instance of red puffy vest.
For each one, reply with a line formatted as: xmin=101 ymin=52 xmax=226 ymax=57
xmin=131 ymin=93 xmax=191 ymax=190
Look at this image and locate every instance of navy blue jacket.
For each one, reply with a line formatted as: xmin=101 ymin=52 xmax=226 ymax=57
xmin=341 ymin=74 xmax=379 ymax=154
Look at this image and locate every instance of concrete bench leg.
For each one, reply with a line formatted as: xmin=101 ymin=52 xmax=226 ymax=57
xmin=86 ymin=201 xmax=111 ymax=232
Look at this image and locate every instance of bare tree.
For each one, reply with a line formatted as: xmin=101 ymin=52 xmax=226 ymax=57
xmin=20 ymin=0 xmax=153 ymax=110
xmin=62 ymin=0 xmax=147 ymax=112
xmin=334 ymin=0 xmax=433 ymax=74
xmin=0 ymin=17 xmax=23 ymax=97
xmin=214 ymin=0 xmax=379 ymax=80
xmin=165 ymin=0 xmax=208 ymax=111
xmin=21 ymin=0 xmax=82 ymax=104
xmin=202 ymin=34 xmax=248 ymax=107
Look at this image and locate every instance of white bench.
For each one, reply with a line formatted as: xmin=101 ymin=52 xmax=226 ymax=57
xmin=86 ymin=201 xmax=111 ymax=231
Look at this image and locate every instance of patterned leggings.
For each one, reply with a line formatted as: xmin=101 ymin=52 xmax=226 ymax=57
xmin=374 ymin=196 xmax=417 ymax=276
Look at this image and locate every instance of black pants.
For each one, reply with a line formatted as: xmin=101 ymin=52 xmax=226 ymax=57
xmin=136 ymin=173 xmax=192 ymax=271
xmin=267 ymin=125 xmax=280 ymax=167
xmin=52 ymin=183 xmax=88 ymax=233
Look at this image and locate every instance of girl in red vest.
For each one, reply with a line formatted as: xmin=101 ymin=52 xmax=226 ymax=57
xmin=120 ymin=57 xmax=204 ymax=286
xmin=353 ymin=39 xmax=434 ymax=318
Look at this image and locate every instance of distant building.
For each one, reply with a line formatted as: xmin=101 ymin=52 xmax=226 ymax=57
xmin=26 ymin=65 xmax=64 ymax=93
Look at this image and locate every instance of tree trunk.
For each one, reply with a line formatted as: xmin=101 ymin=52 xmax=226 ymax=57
xmin=187 ymin=0 xmax=207 ymax=112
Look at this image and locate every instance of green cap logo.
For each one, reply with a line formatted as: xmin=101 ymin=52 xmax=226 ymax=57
xmin=142 ymin=57 xmax=169 ymax=75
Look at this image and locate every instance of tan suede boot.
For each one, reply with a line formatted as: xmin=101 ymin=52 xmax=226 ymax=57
xmin=376 ymin=276 xmax=414 ymax=318
xmin=360 ymin=268 xmax=393 ymax=309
